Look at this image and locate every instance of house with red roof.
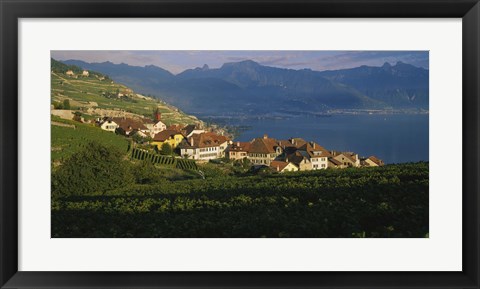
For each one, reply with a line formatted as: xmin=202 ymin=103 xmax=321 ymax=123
xmin=228 ymin=141 xmax=251 ymax=160
xmin=362 ymin=156 xmax=385 ymax=167
xmin=178 ymin=132 xmax=230 ymax=160
xmin=151 ymin=129 xmax=185 ymax=150
xmin=283 ymin=141 xmax=331 ymax=171
xmin=246 ymin=134 xmax=283 ymax=166
xmin=112 ymin=117 xmax=149 ymax=136
xmin=331 ymin=151 xmax=361 ymax=168
xmin=269 ymin=160 xmax=299 ymax=173
xmin=143 ymin=118 xmax=167 ymax=137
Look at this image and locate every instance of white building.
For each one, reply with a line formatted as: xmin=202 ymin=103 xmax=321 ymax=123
xmin=284 ymin=141 xmax=331 ymax=171
xmin=144 ymin=119 xmax=167 ymax=137
xmin=98 ymin=118 xmax=118 ymax=132
xmin=179 ymin=132 xmax=230 ymax=161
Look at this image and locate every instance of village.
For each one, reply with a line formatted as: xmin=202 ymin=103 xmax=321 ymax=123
xmin=92 ymin=107 xmax=384 ymax=173
xmin=52 ymin=67 xmax=384 ymax=173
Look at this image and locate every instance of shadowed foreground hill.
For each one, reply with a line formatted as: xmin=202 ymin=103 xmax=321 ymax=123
xmin=52 ymin=162 xmax=428 ymax=238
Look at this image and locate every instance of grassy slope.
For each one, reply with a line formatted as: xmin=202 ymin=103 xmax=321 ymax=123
xmin=51 ymin=72 xmax=199 ymax=125
xmin=51 ymin=116 xmax=130 ymax=163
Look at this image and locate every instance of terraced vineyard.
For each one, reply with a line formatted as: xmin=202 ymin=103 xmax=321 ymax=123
xmin=131 ymin=148 xmax=198 ymax=170
xmin=51 ymin=58 xmax=200 ymax=125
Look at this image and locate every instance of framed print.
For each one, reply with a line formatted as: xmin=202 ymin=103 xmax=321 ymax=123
xmin=1 ymin=0 xmax=479 ymax=288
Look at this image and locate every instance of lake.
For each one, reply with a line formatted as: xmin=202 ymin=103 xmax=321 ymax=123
xmin=214 ymin=114 xmax=428 ymax=164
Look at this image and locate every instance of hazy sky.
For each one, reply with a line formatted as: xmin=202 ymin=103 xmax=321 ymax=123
xmin=51 ymin=50 xmax=429 ymax=74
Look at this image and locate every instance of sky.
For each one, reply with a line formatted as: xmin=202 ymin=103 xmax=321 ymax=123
xmin=51 ymin=50 xmax=429 ymax=74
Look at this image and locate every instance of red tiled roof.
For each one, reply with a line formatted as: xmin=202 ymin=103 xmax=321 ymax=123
xmin=143 ymin=118 xmax=155 ymax=124
xmin=329 ymin=158 xmax=343 ymax=166
xmin=167 ymin=124 xmax=184 ymax=132
xmin=341 ymin=152 xmax=358 ymax=162
xmin=249 ymin=137 xmax=279 ymax=154
xmin=181 ymin=132 xmax=229 ymax=149
xmin=230 ymin=142 xmax=252 ymax=152
xmin=270 ymin=160 xmax=291 ymax=171
xmin=112 ymin=117 xmax=147 ymax=132
xmin=298 ymin=142 xmax=332 ymax=158
xmin=285 ymin=151 xmax=306 ymax=165
xmin=367 ymin=156 xmax=384 ymax=166
xmin=152 ymin=129 xmax=181 ymax=142
xmin=332 ymin=151 xmax=358 ymax=163
xmin=289 ymin=138 xmax=307 ymax=148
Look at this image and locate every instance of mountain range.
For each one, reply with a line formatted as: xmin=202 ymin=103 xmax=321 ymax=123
xmin=62 ymin=59 xmax=429 ymax=116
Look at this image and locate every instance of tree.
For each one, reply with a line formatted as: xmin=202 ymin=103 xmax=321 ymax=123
xmin=73 ymin=111 xmax=82 ymax=122
xmin=53 ymin=101 xmax=63 ymax=109
xmin=133 ymin=161 xmax=164 ymax=184
xmin=51 ymin=141 xmax=134 ymax=197
xmin=160 ymin=143 xmax=173 ymax=155
xmin=63 ymin=99 xmax=71 ymax=110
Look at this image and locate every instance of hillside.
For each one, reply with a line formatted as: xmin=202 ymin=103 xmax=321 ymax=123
xmin=51 ymin=58 xmax=201 ymax=126
xmin=318 ymin=62 xmax=429 ymax=108
xmin=51 ymin=116 xmax=130 ymax=164
xmin=62 ymin=59 xmax=429 ymax=116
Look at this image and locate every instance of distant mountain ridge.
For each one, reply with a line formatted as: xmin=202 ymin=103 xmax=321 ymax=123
xmin=62 ymin=59 xmax=429 ymax=115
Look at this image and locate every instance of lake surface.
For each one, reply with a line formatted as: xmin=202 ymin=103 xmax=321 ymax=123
xmin=215 ymin=114 xmax=428 ymax=164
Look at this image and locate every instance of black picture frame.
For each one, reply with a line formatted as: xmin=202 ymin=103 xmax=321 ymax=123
xmin=1 ymin=0 xmax=479 ymax=288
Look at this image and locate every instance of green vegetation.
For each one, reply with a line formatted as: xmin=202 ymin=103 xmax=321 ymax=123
xmin=51 ymin=58 xmax=109 ymax=79
xmin=160 ymin=143 xmax=173 ymax=155
xmin=63 ymin=99 xmax=71 ymax=110
xmin=51 ymin=58 xmax=199 ymax=125
xmin=130 ymin=148 xmax=198 ymax=170
xmin=50 ymin=59 xmax=429 ymax=238
xmin=51 ymin=116 xmax=129 ymax=163
xmin=52 ymin=142 xmax=134 ymax=197
xmin=52 ymin=143 xmax=429 ymax=238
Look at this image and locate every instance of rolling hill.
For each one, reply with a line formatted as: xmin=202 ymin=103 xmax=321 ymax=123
xmin=51 ymin=58 xmax=201 ymax=126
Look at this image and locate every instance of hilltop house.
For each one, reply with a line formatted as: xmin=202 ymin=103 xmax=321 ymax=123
xmin=151 ymin=129 xmax=185 ymax=150
xmin=142 ymin=108 xmax=167 ymax=137
xmin=331 ymin=151 xmax=361 ymax=168
xmin=279 ymin=139 xmax=330 ymax=171
xmin=328 ymin=158 xmax=343 ymax=168
xmin=65 ymin=70 xmax=74 ymax=76
xmin=362 ymin=156 xmax=385 ymax=167
xmin=143 ymin=119 xmax=167 ymax=137
xmin=228 ymin=141 xmax=251 ymax=160
xmin=112 ymin=117 xmax=149 ymax=136
xmin=82 ymin=70 xmax=89 ymax=77
xmin=178 ymin=132 xmax=230 ymax=161
xmin=298 ymin=142 xmax=331 ymax=170
xmin=247 ymin=135 xmax=283 ymax=166
xmin=270 ymin=160 xmax=299 ymax=173
xmin=98 ymin=117 xmax=119 ymax=132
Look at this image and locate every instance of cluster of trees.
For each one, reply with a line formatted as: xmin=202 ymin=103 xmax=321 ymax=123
xmin=52 ymin=99 xmax=71 ymax=110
